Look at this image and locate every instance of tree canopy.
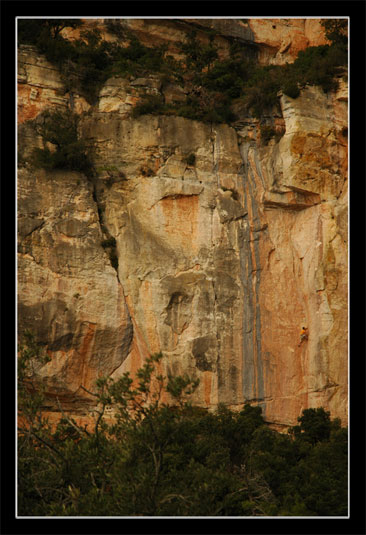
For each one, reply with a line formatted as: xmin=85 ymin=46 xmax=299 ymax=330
xmin=17 ymin=334 xmax=348 ymax=517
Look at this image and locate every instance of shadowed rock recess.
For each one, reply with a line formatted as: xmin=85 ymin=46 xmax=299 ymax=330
xmin=17 ymin=18 xmax=348 ymax=428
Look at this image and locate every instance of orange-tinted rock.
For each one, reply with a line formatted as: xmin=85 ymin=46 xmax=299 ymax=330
xmin=248 ymin=18 xmax=329 ymax=64
xmin=17 ymin=168 xmax=133 ymax=411
xmin=17 ymin=45 xmax=90 ymax=125
xmin=17 ymin=19 xmax=348 ymax=428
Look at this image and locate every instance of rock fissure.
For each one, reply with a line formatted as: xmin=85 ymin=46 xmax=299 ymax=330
xmin=18 ymin=219 xmax=45 ymax=238
xmin=91 ymin=181 xmax=121 ymax=279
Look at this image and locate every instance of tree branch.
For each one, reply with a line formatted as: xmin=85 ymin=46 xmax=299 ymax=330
xmin=56 ymin=397 xmax=90 ymax=437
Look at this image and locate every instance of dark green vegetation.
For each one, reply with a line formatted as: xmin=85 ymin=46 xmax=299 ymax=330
xmin=18 ymin=333 xmax=348 ymax=517
xmin=321 ymin=19 xmax=348 ymax=47
xmin=18 ymin=19 xmax=348 ymax=124
xmin=241 ymin=40 xmax=347 ymax=118
xmin=31 ymin=109 xmax=93 ymax=176
xmin=18 ymin=20 xmax=179 ymax=105
xmin=19 ymin=20 xmax=114 ymax=104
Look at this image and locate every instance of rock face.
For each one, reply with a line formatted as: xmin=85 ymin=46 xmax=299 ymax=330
xmin=17 ymin=19 xmax=348 ymax=428
xmin=17 ymin=167 xmax=133 ymax=410
xmin=247 ymin=18 xmax=328 ymax=64
xmin=237 ymin=85 xmax=348 ymax=426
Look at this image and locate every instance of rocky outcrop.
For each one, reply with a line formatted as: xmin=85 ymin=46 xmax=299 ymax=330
xmin=235 ymin=84 xmax=348 ymax=426
xmin=247 ymin=18 xmax=328 ymax=64
xmin=17 ymin=167 xmax=133 ymax=410
xmin=63 ymin=18 xmax=329 ymax=66
xmin=17 ymin=19 xmax=348 ymax=428
xmin=17 ymin=45 xmax=90 ymax=124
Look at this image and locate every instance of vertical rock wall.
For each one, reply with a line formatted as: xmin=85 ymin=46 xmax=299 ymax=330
xmin=234 ymin=83 xmax=348 ymax=426
xmin=17 ymin=20 xmax=348 ymax=427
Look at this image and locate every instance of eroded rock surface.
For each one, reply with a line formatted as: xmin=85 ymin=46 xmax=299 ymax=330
xmin=17 ymin=19 xmax=348 ymax=427
xmin=18 ymin=168 xmax=133 ymax=410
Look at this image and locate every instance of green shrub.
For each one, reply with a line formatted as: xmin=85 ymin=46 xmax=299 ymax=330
xmin=201 ymin=108 xmax=224 ymax=124
xmin=18 ymin=19 xmax=82 ymax=45
xmin=131 ymin=94 xmax=166 ymax=117
xmin=178 ymin=31 xmax=218 ymax=72
xmin=289 ymin=44 xmax=347 ymax=94
xmin=241 ymin=41 xmax=347 ymax=117
xmin=214 ymin=103 xmax=237 ymax=123
xmin=18 ymin=19 xmax=47 ymax=45
xmin=202 ymin=57 xmax=251 ymax=99
xmin=291 ymin=407 xmax=332 ymax=445
xmin=174 ymin=99 xmax=203 ymax=121
xmin=241 ymin=65 xmax=282 ymax=117
xmin=107 ymin=34 xmax=168 ymax=80
xmin=19 ymin=22 xmax=115 ymax=104
xmin=18 ymin=19 xmax=347 ymax=124
xmin=172 ymin=94 xmax=236 ymax=124
xmin=31 ymin=109 xmax=93 ymax=175
xmin=320 ymin=19 xmax=348 ymax=47
xmin=283 ymin=81 xmax=300 ymax=99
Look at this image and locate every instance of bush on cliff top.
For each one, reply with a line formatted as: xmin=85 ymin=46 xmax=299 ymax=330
xmin=18 ymin=19 xmax=347 ymax=122
xmin=18 ymin=20 xmax=176 ymax=104
xmin=18 ymin=334 xmax=348 ymax=516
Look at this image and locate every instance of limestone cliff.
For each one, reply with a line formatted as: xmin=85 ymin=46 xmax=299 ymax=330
xmin=17 ymin=19 xmax=348 ymax=428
